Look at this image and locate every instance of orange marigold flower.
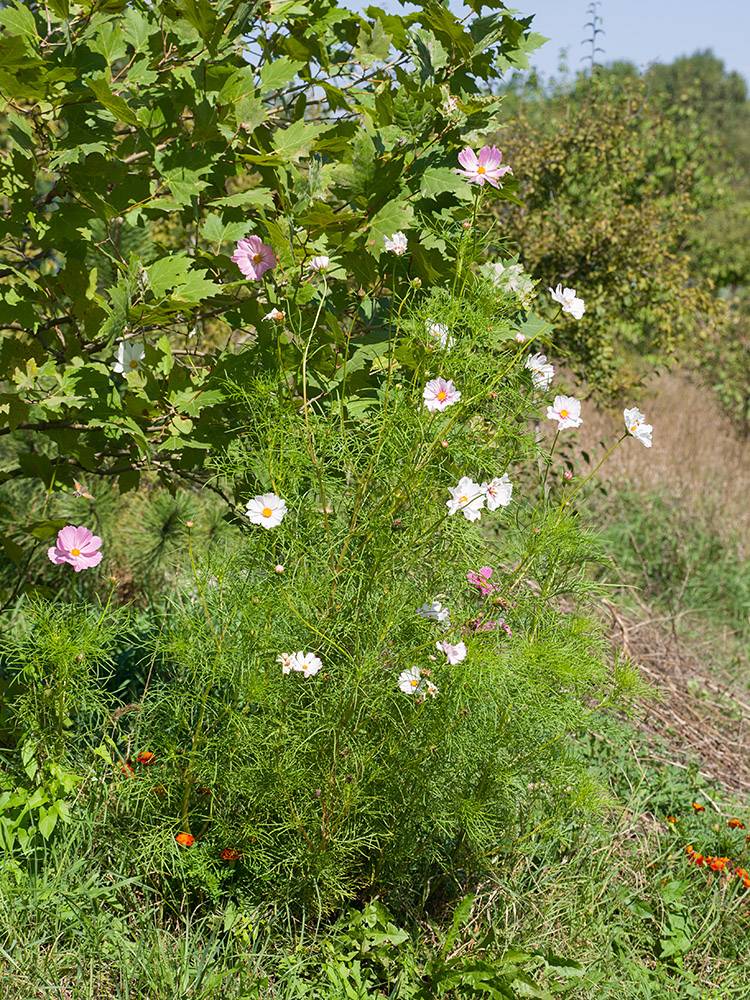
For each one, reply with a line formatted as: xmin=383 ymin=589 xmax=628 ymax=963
xmin=118 ymin=761 xmax=134 ymax=777
xmin=137 ymin=751 xmax=155 ymax=765
xmin=221 ymin=848 xmax=243 ymax=861
xmin=692 ymin=802 xmax=706 ymax=813
xmin=734 ymin=867 xmax=749 ymax=880
xmin=176 ymin=833 xmax=195 ymax=848
xmin=153 ymin=785 xmax=166 ymax=798
xmin=665 ymin=816 xmax=679 ymax=823
xmin=727 ymin=818 xmax=745 ymax=829
xmin=685 ymin=845 xmax=695 ymax=855
xmin=693 ymin=854 xmax=706 ymax=866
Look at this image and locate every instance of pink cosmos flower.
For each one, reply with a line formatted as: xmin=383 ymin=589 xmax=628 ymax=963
xmin=467 ymin=566 xmax=495 ymax=597
xmin=455 ymin=146 xmax=511 ymax=188
xmin=47 ymin=525 xmax=103 ymax=573
xmin=423 ymin=377 xmax=461 ymax=412
xmin=436 ymin=639 xmax=467 ymax=664
xmin=231 ymin=236 xmax=276 ymax=280
xmin=546 ymin=395 xmax=583 ymax=429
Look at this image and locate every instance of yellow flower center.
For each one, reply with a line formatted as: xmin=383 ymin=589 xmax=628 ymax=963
xmin=477 ymin=165 xmax=486 ymax=174
xmin=253 ymin=253 xmax=263 ymax=264
xmin=262 ymin=507 xmax=273 ymax=517
xmin=560 ymin=409 xmax=569 ymax=419
xmin=71 ymin=548 xmax=81 ymax=556
xmin=410 ymin=678 xmax=418 ymax=687
xmin=630 ymin=424 xmax=638 ymax=432
xmin=459 ymin=495 xmax=468 ymax=503
xmin=437 ymin=390 xmax=447 ymax=401
xmin=129 ymin=359 xmax=139 ymax=369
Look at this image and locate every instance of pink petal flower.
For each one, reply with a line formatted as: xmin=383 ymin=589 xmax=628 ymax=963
xmin=231 ymin=236 xmax=276 ymax=280
xmin=455 ymin=145 xmax=511 ymax=188
xmin=47 ymin=524 xmax=103 ymax=573
xmin=423 ymin=377 xmax=461 ymax=412
xmin=467 ymin=566 xmax=495 ymax=597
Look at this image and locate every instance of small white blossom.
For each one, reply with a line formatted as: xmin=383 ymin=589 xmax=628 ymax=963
xmin=525 ymin=353 xmax=555 ymax=390
xmin=423 ymin=680 xmax=439 ymax=698
xmin=446 ymin=476 xmax=485 ymax=522
xmin=417 ymin=601 xmax=450 ymax=622
xmin=383 ymin=232 xmax=408 ymax=256
xmin=263 ymin=307 xmax=285 ymax=322
xmin=113 ymin=341 xmax=145 ymax=374
xmin=277 ymin=652 xmax=295 ymax=675
xmin=291 ymin=651 xmax=323 ymax=678
xmin=308 ymin=255 xmax=330 ymax=273
xmin=426 ymin=320 xmax=454 ymax=350
xmin=482 ymin=474 xmax=513 ymax=511
xmin=547 ymin=395 xmax=583 ymax=429
xmin=423 ymin=377 xmax=461 ymax=412
xmin=245 ymin=493 xmax=287 ymax=529
xmin=549 ymin=284 xmax=585 ymax=319
xmin=624 ymin=407 xmax=653 ymax=448
xmin=436 ymin=639 xmax=467 ymax=664
xmin=398 ymin=667 xmax=422 ymax=694
xmin=484 ymin=260 xmax=536 ymax=309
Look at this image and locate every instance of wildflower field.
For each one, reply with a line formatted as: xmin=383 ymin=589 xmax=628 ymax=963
xmin=1 ymin=1 xmax=750 ymax=997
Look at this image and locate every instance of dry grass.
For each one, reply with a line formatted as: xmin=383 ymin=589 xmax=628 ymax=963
xmin=576 ymin=367 xmax=750 ymax=556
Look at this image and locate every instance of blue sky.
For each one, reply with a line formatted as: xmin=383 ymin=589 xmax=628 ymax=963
xmin=513 ymin=0 xmax=750 ymax=86
xmin=355 ymin=1 xmax=750 ymax=88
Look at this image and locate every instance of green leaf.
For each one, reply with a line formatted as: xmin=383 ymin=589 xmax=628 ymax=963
xmin=260 ymin=57 xmax=305 ymax=93
xmin=1 ymin=533 xmax=25 ymax=565
xmin=173 ymin=270 xmax=221 ymax=303
xmin=25 ymin=518 xmax=68 ymax=541
xmin=2 ymin=2 xmax=38 ymax=45
xmin=147 ymin=255 xmax=192 ymax=298
xmin=86 ymin=77 xmax=142 ymax=127
xmin=210 ymin=188 xmax=273 ymax=209
xmin=201 ymin=216 xmax=251 ymax=247
xmin=356 ymin=19 xmax=392 ymax=66
xmin=38 ymin=807 xmax=58 ymax=841
xmin=272 ymin=119 xmax=331 ymax=161
xmin=441 ymin=894 xmax=473 ymax=958
xmin=118 ymin=469 xmax=140 ymax=494
xmin=367 ymin=199 xmax=414 ymax=258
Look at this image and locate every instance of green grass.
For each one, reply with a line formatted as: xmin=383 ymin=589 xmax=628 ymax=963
xmin=1 ymin=722 xmax=748 ymax=999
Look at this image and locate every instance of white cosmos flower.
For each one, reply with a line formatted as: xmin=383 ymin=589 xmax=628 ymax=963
xmin=446 ymin=476 xmax=485 ymax=522
xmin=426 ymin=320 xmax=454 ymax=350
xmin=484 ymin=260 xmax=536 ymax=309
xmin=292 ymin=651 xmax=323 ymax=678
xmin=549 ymin=284 xmax=585 ymax=319
xmin=398 ymin=666 xmax=422 ymax=694
xmin=525 ymin=353 xmax=555 ymax=390
xmin=277 ymin=652 xmax=295 ymax=675
xmin=436 ymin=639 xmax=467 ymax=664
xmin=417 ymin=600 xmax=450 ymax=622
xmin=113 ymin=340 xmax=145 ymax=374
xmin=308 ymin=255 xmax=330 ymax=272
xmin=245 ymin=492 xmax=287 ymax=529
xmin=383 ymin=232 xmax=408 ymax=256
xmin=423 ymin=680 xmax=439 ymax=698
xmin=546 ymin=395 xmax=583 ymax=429
xmin=423 ymin=377 xmax=461 ymax=412
xmin=482 ymin=474 xmax=513 ymax=511
xmin=263 ymin=307 xmax=285 ymax=322
xmin=623 ymin=407 xmax=653 ymax=448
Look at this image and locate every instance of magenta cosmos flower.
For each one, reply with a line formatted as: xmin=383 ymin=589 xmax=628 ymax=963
xmin=455 ymin=146 xmax=511 ymax=188
xmin=47 ymin=525 xmax=103 ymax=572
xmin=231 ymin=236 xmax=276 ymax=280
